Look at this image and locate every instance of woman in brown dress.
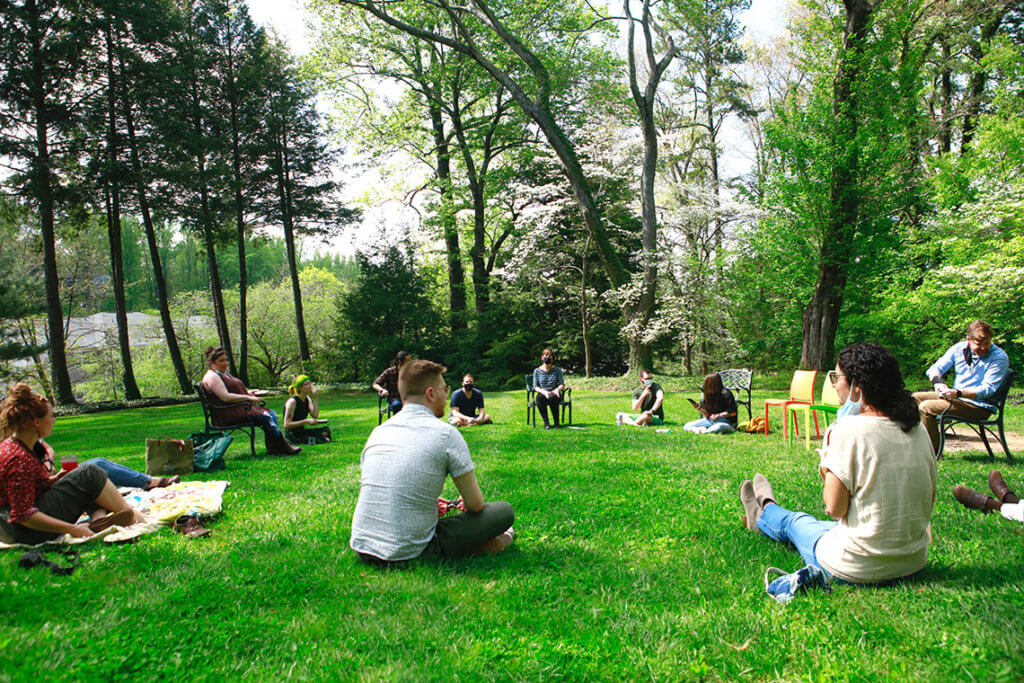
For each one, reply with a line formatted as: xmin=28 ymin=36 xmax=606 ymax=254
xmin=200 ymin=347 xmax=301 ymax=455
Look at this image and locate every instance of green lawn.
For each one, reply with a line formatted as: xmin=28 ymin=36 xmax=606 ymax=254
xmin=3 ymin=389 xmax=1023 ymax=680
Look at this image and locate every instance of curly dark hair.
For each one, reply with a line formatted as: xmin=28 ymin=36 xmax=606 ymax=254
xmin=837 ymin=342 xmax=920 ymax=432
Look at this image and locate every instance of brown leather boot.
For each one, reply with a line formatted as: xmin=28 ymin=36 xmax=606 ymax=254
xmin=267 ymin=433 xmax=301 ymax=456
xmin=988 ymin=470 xmax=1020 ymax=504
xmin=953 ymin=485 xmax=1000 ymax=513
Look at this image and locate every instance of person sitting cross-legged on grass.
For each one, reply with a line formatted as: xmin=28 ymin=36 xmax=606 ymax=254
xmin=449 ymin=374 xmax=492 ymax=427
xmin=201 ymin=346 xmax=301 ymax=456
xmin=350 ymin=359 xmax=515 ymax=566
xmin=682 ymin=372 xmax=737 ymax=434
xmin=283 ymin=375 xmax=331 ymax=445
xmin=952 ymin=470 xmax=1024 ymax=529
xmin=533 ymin=348 xmax=565 ymax=430
xmin=738 ymin=343 xmax=937 ymax=585
xmin=616 ymin=369 xmax=665 ymax=427
xmin=0 ymin=384 xmax=146 ymax=546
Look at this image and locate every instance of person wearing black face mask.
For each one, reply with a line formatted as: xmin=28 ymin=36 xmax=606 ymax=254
xmin=533 ymin=348 xmax=566 ymax=429
xmin=449 ymin=374 xmax=492 ymax=427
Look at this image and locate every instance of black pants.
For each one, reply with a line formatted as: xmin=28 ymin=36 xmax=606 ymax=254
xmin=0 ymin=463 xmax=107 ymax=545
xmin=357 ymin=501 xmax=514 ymax=567
xmin=536 ymin=392 xmax=562 ymax=426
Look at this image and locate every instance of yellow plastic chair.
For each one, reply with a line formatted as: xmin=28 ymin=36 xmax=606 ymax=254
xmin=787 ymin=372 xmax=841 ymax=450
xmin=763 ymin=370 xmax=818 ymax=439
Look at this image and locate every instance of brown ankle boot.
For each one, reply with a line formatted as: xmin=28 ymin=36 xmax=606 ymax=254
xmin=953 ymin=485 xmax=1000 ymax=513
xmin=267 ymin=433 xmax=301 ymax=456
xmin=752 ymin=473 xmax=776 ymax=508
xmin=988 ymin=470 xmax=1020 ymax=504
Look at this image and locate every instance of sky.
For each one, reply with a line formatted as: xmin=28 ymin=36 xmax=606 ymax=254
xmin=243 ymin=0 xmax=790 ymax=256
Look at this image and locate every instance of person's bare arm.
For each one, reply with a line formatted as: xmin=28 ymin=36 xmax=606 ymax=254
xmin=452 ymin=470 xmax=484 ymax=513
xmin=822 ymin=471 xmax=850 ymax=520
xmin=650 ymin=390 xmax=665 ymax=413
xmin=282 ymin=398 xmax=303 ymax=429
xmin=204 ymin=372 xmax=259 ymax=404
xmin=20 ymin=511 xmax=93 ymax=538
xmin=632 ymin=390 xmax=648 ymax=412
xmin=308 ymin=392 xmax=319 ymax=419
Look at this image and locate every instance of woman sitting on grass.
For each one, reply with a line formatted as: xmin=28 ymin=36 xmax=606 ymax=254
xmin=738 ymin=342 xmax=937 ymax=585
xmin=683 ymin=372 xmax=737 ymax=434
xmin=201 ymin=346 xmax=301 ymax=456
xmin=0 ymin=384 xmax=145 ymax=545
xmin=283 ymin=375 xmax=331 ymax=445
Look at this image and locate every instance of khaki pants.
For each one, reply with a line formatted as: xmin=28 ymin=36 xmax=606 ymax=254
xmin=912 ymin=391 xmax=993 ymax=454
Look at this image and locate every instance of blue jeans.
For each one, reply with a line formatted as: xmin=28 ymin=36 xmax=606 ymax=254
xmin=756 ymin=503 xmax=837 ymax=568
xmin=252 ymin=409 xmax=283 ymax=438
xmin=683 ymin=417 xmax=735 ymax=434
xmin=82 ymin=457 xmax=153 ymax=488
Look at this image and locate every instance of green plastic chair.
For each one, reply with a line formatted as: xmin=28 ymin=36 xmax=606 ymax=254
xmin=786 ymin=372 xmax=841 ymax=450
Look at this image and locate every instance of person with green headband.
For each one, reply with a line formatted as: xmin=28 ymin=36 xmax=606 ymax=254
xmin=283 ymin=375 xmax=331 ymax=445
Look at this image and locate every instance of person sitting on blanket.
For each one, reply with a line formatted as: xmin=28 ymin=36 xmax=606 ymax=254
xmin=952 ymin=470 xmax=1024 ymax=528
xmin=35 ymin=440 xmax=180 ymax=490
xmin=682 ymin=372 xmax=737 ymax=434
xmin=0 ymin=384 xmax=146 ymax=545
xmin=448 ymin=374 xmax=492 ymax=427
xmin=201 ymin=346 xmax=301 ymax=456
xmin=350 ymin=359 xmax=515 ymax=565
xmin=283 ymin=375 xmax=331 ymax=444
xmin=617 ymin=369 xmax=665 ymax=427
xmin=737 ymin=342 xmax=937 ymax=585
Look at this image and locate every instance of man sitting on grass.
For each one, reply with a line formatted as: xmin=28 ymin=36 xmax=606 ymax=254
xmin=617 ymin=369 xmax=665 ymax=427
xmin=350 ymin=360 xmax=514 ymax=566
xmin=449 ymin=374 xmax=492 ymax=427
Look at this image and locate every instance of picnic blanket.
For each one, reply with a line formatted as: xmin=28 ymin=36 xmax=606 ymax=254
xmin=0 ymin=480 xmax=229 ymax=550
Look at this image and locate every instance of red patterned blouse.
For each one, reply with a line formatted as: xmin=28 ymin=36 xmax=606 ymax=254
xmin=0 ymin=437 xmax=51 ymax=523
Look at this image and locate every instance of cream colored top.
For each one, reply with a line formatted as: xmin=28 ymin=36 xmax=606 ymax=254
xmin=816 ymin=415 xmax=937 ymax=583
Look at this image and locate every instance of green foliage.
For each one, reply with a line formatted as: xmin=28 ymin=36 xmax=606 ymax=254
xmin=330 ymin=246 xmax=444 ymax=382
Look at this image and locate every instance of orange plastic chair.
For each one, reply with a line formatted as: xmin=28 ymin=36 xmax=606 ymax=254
xmin=763 ymin=370 xmax=818 ymax=439
xmin=786 ymin=372 xmax=841 ymax=450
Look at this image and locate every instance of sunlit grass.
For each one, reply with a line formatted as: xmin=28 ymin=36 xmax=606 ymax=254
xmin=2 ymin=389 xmax=1022 ymax=679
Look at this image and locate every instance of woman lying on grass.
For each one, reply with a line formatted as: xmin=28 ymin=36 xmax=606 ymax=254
xmin=283 ymin=375 xmax=331 ymax=445
xmin=739 ymin=342 xmax=937 ymax=584
xmin=0 ymin=384 xmax=145 ymax=545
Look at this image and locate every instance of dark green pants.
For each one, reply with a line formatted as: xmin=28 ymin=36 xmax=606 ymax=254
xmin=420 ymin=501 xmax=515 ymax=559
xmin=0 ymin=463 xmax=107 ymax=545
xmin=356 ymin=501 xmax=515 ymax=567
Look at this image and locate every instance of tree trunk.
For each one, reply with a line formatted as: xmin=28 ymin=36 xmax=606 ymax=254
xmin=120 ymin=61 xmax=192 ymax=395
xmin=228 ymin=61 xmax=249 ymax=383
xmin=800 ymin=0 xmax=873 ymax=370
xmin=427 ymin=96 xmax=467 ymax=332
xmin=104 ymin=20 xmax=141 ymax=400
xmin=622 ymin=0 xmax=673 ymax=376
xmin=274 ymin=130 xmax=311 ymax=362
xmin=938 ymin=38 xmax=952 ymax=155
xmin=28 ymin=1 xmax=75 ymax=405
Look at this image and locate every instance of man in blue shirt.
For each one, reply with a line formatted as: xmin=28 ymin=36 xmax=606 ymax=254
xmin=912 ymin=320 xmax=1011 ymax=453
xmin=449 ymin=374 xmax=492 ymax=427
